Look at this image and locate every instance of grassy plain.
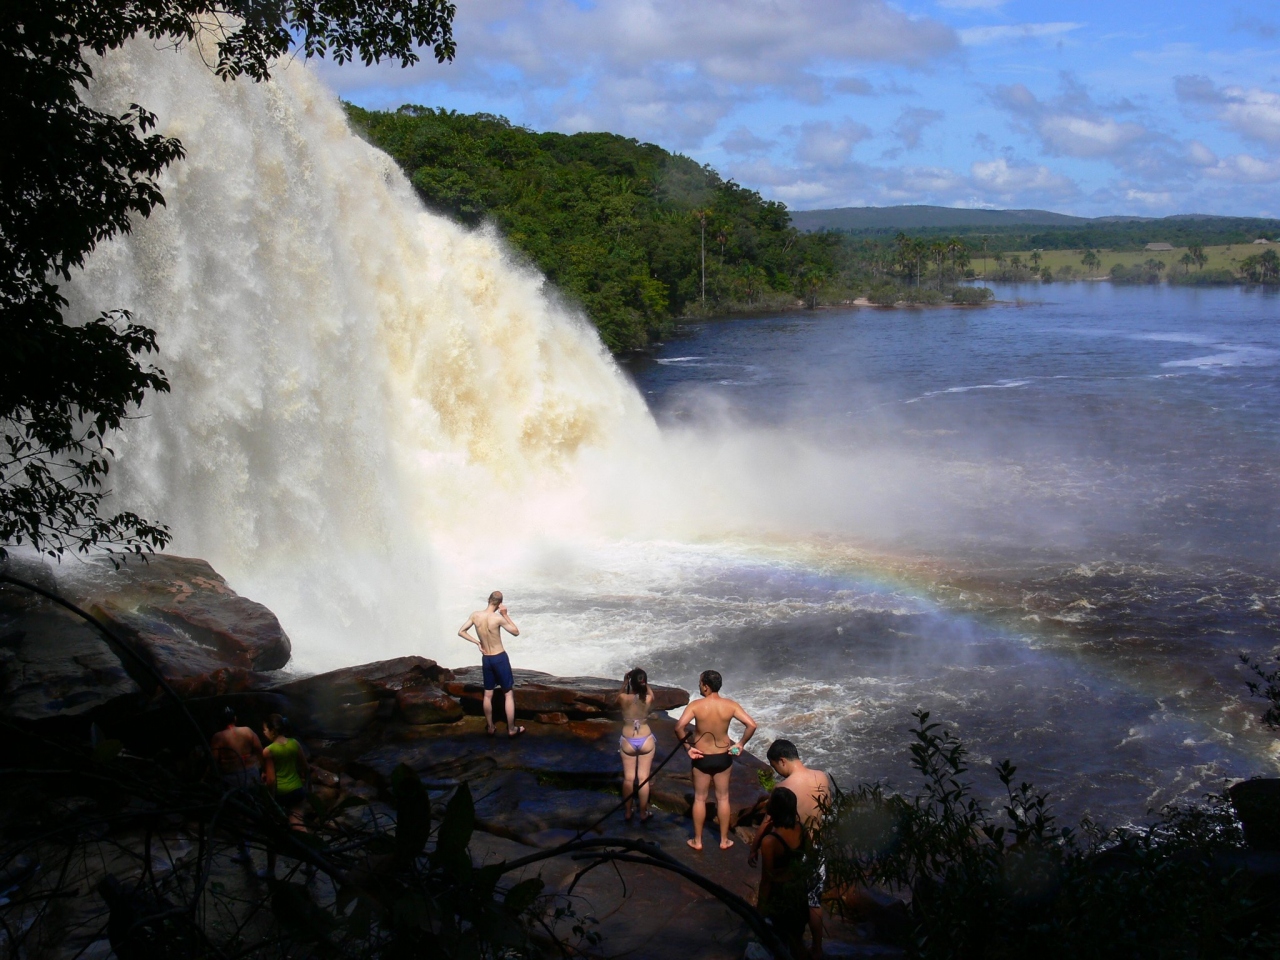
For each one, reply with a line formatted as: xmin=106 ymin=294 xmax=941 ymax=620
xmin=976 ymin=242 xmax=1269 ymax=278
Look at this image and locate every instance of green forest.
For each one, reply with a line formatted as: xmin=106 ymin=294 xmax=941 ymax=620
xmin=347 ymin=105 xmax=839 ymax=352
xmin=824 ymin=217 xmax=1280 ymax=253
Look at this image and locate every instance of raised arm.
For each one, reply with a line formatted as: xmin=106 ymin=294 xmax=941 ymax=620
xmin=498 ymin=604 xmax=519 ymax=636
xmin=730 ymin=702 xmax=758 ymax=753
xmin=457 ymin=614 xmax=479 ymax=646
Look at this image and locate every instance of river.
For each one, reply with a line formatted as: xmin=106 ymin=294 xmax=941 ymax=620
xmin=580 ymin=282 xmax=1280 ymax=824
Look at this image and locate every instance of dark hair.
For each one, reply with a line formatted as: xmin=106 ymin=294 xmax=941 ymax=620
xmin=699 ymin=670 xmax=722 ymax=693
xmin=265 ymin=713 xmax=289 ymax=737
xmin=222 ymin=706 xmax=237 ymax=726
xmin=767 ymin=739 xmax=800 ymax=764
xmin=767 ymin=787 xmax=799 ymax=829
xmin=488 ymin=590 xmax=503 ymax=605
xmin=624 ymin=668 xmax=649 ymax=700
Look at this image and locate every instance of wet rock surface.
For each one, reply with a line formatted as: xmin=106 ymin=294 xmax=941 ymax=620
xmin=270 ymin=656 xmax=459 ymax=739
xmin=444 ymin=667 xmax=688 ymax=719
xmin=0 ymin=554 xmax=289 ymax=720
xmin=1 ymin=558 xmax=896 ymax=958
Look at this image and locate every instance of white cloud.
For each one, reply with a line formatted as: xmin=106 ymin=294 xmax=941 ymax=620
xmin=970 ymin=158 xmax=1077 ymax=198
xmin=959 ymin=22 xmax=1083 ymax=46
xmin=792 ymin=119 xmax=873 ymax=167
xmin=938 ymin=0 xmax=1009 ymax=9
xmin=892 ymin=107 xmax=945 ymax=149
xmin=992 ymin=77 xmax=1172 ymax=172
xmin=721 ymin=126 xmax=775 ymax=156
xmin=1175 ymin=76 xmax=1280 ymax=147
xmin=1037 ymin=115 xmax=1150 ymax=158
xmin=1203 ymin=154 xmax=1280 ymax=184
xmin=326 ymin=0 xmax=957 ymax=148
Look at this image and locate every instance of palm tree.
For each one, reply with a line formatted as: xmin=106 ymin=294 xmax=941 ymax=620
xmin=1081 ymin=249 xmax=1100 ymax=274
xmin=1189 ymin=243 xmax=1208 ymax=271
xmin=930 ymin=239 xmax=948 ymax=290
xmin=1030 ymin=250 xmax=1042 ymax=270
xmin=694 ymin=209 xmax=712 ymax=303
xmin=1179 ymin=251 xmax=1194 ymax=275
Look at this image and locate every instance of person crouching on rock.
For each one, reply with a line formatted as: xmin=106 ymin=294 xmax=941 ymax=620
xmin=619 ymin=668 xmax=657 ymax=823
xmin=674 ymin=669 xmax=758 ymax=850
xmin=260 ymin=713 xmax=310 ymax=880
xmin=458 ymin=590 xmax=525 ymax=738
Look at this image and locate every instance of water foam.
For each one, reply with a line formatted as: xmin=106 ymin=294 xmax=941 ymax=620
xmin=65 ymin=38 xmax=665 ymax=670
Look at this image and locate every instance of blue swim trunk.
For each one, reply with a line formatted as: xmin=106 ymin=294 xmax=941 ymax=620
xmin=482 ymin=651 xmax=514 ymax=691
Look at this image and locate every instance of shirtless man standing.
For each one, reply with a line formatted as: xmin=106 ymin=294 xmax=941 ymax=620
xmin=673 ymin=669 xmax=758 ymax=851
xmin=458 ymin=591 xmax=525 ymax=737
xmin=749 ymin=739 xmax=832 ymax=959
xmin=210 ymin=707 xmax=262 ymax=864
xmin=211 ymin=707 xmax=263 ymax=788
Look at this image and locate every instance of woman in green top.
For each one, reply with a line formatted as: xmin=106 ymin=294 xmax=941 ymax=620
xmin=261 ymin=714 xmax=310 ymax=879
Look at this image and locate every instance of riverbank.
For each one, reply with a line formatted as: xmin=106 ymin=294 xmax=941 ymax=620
xmin=0 ymin=554 xmax=896 ymax=959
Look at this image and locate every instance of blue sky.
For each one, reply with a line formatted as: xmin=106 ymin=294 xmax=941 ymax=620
xmin=322 ymin=1 xmax=1280 ymax=217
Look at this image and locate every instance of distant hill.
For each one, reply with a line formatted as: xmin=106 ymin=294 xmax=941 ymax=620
xmin=790 ymin=205 xmax=1095 ymax=232
xmin=789 ymin=205 xmax=1280 ymax=252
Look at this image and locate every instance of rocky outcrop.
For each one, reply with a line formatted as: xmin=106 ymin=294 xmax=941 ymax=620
xmin=270 ymin=657 xmax=460 ymax=739
xmin=0 ymin=554 xmax=290 ymax=719
xmin=0 ymin=581 xmax=144 ymax=723
xmin=444 ymin=667 xmax=688 ymax=720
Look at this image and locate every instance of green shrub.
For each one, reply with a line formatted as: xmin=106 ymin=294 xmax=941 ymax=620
xmin=903 ymin=288 xmax=944 ymax=305
xmin=951 ymin=286 xmax=993 ymax=304
xmin=868 ymin=283 xmax=901 ymax=306
xmin=821 ymin=711 xmax=1277 ymax=959
xmin=1169 ymin=268 xmax=1236 ymax=286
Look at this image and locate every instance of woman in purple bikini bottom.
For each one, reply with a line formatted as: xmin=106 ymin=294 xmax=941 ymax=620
xmin=618 ymin=667 xmax=657 ymax=823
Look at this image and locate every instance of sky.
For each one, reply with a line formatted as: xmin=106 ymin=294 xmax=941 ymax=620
xmin=321 ymin=1 xmax=1280 ymax=217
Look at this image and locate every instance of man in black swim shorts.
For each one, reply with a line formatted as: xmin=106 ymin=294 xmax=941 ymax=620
xmin=674 ymin=670 xmax=758 ymax=850
xmin=458 ymin=591 xmax=525 ymax=737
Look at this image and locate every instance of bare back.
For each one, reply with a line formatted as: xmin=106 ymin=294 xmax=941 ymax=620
xmin=619 ymin=690 xmax=654 ymax=738
xmin=684 ymin=696 xmax=744 ymax=755
xmin=459 ymin=603 xmax=519 ymax=657
xmin=780 ymin=766 xmax=832 ymax=827
xmin=211 ymin=725 xmax=262 ymax=774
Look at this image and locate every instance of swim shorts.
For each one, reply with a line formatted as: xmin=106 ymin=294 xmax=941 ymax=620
xmin=482 ymin=651 xmax=515 ymax=691
xmin=806 ymin=845 xmax=827 ymax=909
xmin=691 ymin=753 xmax=734 ymax=775
xmin=221 ymin=767 xmax=260 ymax=791
xmin=276 ymin=788 xmax=307 ymax=810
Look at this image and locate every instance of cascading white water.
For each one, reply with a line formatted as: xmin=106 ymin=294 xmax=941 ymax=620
xmin=64 ymin=37 xmax=672 ymax=671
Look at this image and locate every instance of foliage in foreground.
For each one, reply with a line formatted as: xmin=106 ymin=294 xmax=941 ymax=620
xmin=2 ymin=0 xmax=456 ymax=562
xmin=820 ymin=711 xmax=1278 ymax=960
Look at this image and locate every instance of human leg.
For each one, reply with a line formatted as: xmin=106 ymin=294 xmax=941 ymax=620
xmin=482 ymin=690 xmax=496 ymax=734
xmin=620 ymin=743 xmax=637 ymax=819
xmin=712 ymin=766 xmax=734 ymax=849
xmin=635 ymin=740 xmax=655 ymax=819
xmin=504 ymin=689 xmax=523 ymax=735
xmin=688 ymin=766 xmax=710 ymax=849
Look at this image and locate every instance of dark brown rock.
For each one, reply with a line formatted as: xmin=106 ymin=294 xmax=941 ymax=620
xmin=443 ymin=667 xmax=687 ymax=720
xmin=1 ymin=554 xmax=287 ymax=719
xmin=0 ymin=582 xmax=143 ymax=723
xmin=536 ymin=711 xmax=569 ymax=724
xmin=272 ymin=657 xmax=459 ymax=739
xmin=397 ymin=685 xmax=464 ymax=724
xmin=1230 ymin=778 xmax=1280 ymax=852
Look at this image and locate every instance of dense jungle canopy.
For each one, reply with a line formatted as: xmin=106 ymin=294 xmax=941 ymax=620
xmin=347 ymin=105 xmax=839 ymax=353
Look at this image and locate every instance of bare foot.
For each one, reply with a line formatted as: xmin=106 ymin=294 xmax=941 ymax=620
xmin=719 ymin=838 xmax=735 ymax=850
xmin=686 ymin=838 xmax=703 ymax=850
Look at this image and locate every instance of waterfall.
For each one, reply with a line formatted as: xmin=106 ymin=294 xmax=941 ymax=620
xmin=64 ymin=38 xmax=664 ymax=671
